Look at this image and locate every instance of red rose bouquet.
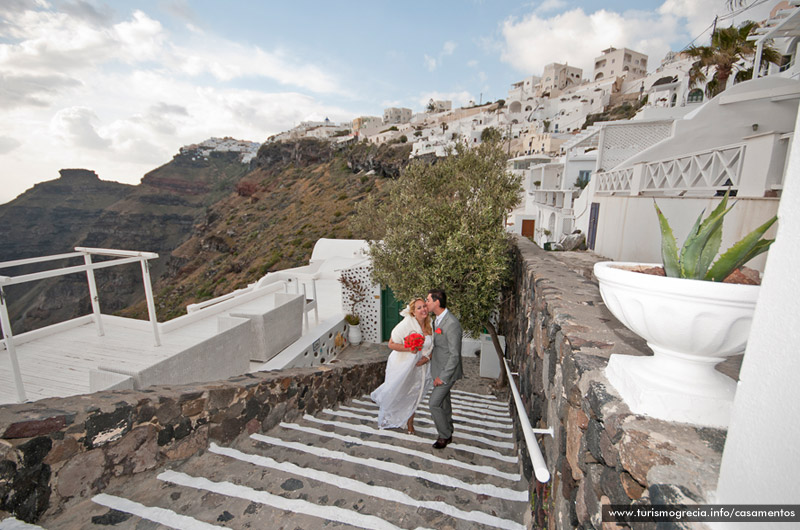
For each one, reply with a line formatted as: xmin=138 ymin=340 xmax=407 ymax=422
xmin=404 ymin=332 xmax=425 ymax=353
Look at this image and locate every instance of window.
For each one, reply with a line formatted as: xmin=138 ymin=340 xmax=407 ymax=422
xmin=576 ymin=170 xmax=591 ymax=189
xmin=687 ymin=89 xmax=704 ymax=103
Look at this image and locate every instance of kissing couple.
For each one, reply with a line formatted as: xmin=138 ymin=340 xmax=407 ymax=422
xmin=370 ymin=288 xmax=463 ymax=449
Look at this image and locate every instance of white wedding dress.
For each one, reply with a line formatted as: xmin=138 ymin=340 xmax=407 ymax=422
xmin=370 ymin=311 xmax=433 ymax=429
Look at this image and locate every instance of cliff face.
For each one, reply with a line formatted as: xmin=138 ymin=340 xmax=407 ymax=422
xmin=123 ymin=140 xmax=397 ymax=321
xmin=0 ymin=139 xmax=409 ymax=331
xmin=0 ymin=169 xmax=135 ymax=260
xmin=0 ymin=148 xmax=251 ymax=332
xmin=345 ymin=141 xmax=414 ymax=178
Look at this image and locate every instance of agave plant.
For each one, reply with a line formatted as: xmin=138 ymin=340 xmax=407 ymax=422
xmin=655 ymin=190 xmax=777 ymax=282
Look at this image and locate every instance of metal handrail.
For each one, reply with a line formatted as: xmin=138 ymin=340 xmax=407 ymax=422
xmin=503 ymin=357 xmax=553 ymax=483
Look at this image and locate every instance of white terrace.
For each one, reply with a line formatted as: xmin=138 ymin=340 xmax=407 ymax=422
xmin=0 ymin=240 xmax=371 ymax=406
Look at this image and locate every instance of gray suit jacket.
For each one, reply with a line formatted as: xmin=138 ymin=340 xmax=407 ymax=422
xmin=431 ymin=310 xmax=463 ymax=385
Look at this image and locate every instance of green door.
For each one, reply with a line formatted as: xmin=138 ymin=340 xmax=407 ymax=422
xmin=381 ymin=286 xmax=404 ymax=342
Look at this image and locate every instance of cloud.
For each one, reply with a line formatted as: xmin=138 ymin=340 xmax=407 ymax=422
xmin=0 ymin=136 xmax=22 ymax=154
xmin=424 ymin=41 xmax=459 ymax=72
xmin=424 ymin=54 xmax=437 ymax=72
xmin=50 ymin=106 xmax=111 ymax=150
xmin=500 ymin=7 xmax=679 ymax=75
xmin=500 ymin=2 xmax=780 ymax=78
xmin=0 ymin=73 xmax=82 ymax=108
xmin=59 ymin=1 xmax=113 ymax=26
xmin=161 ymin=0 xmax=198 ymax=25
xmin=537 ymin=0 xmax=566 ymax=13
xmin=0 ymin=4 xmax=343 ymax=95
xmin=0 ymin=7 xmax=166 ymax=75
xmin=150 ymin=102 xmax=190 ymax=116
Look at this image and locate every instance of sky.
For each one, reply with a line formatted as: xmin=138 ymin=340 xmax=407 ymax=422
xmin=0 ymin=0 xmax=779 ymax=204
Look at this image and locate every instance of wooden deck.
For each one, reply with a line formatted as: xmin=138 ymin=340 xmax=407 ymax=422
xmin=0 ymin=277 xmax=345 ymax=406
xmin=0 ymin=315 xmax=217 ymax=405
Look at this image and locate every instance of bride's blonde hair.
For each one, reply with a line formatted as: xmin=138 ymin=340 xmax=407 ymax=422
xmin=408 ymin=298 xmax=433 ymax=335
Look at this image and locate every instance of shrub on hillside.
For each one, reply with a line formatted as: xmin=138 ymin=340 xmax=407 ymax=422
xmin=235 ymin=181 xmax=257 ymax=197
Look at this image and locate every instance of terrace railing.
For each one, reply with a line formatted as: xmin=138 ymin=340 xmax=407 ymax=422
xmin=595 ymin=134 xmax=788 ymax=198
xmin=0 ymin=248 xmax=159 ymax=403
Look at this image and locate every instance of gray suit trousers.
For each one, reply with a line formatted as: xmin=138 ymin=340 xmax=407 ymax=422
xmin=429 ymin=380 xmax=454 ymax=439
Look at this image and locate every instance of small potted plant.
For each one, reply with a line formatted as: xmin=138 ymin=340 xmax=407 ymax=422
xmin=593 ymin=190 xmax=777 ymax=427
xmin=340 ymin=270 xmax=369 ymax=345
xmin=345 ymin=313 xmax=362 ymax=345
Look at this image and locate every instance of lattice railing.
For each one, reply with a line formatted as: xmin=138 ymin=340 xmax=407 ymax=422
xmin=641 ymin=144 xmax=744 ymax=192
xmin=595 ymin=167 xmax=634 ymax=193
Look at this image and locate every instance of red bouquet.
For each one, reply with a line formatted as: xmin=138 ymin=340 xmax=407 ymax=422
xmin=404 ymin=332 xmax=425 ymax=353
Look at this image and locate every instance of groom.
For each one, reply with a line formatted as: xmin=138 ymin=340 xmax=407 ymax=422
xmin=426 ymin=288 xmax=463 ymax=449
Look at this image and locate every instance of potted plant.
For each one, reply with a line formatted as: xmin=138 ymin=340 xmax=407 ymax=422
xmin=345 ymin=313 xmax=362 ymax=345
xmin=339 ymin=270 xmax=369 ymax=346
xmin=593 ymin=191 xmax=777 ymax=427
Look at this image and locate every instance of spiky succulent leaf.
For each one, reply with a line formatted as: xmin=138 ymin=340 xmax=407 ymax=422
xmin=678 ymin=209 xmax=706 ymax=277
xmin=705 ymin=215 xmax=778 ymax=281
xmin=694 ymin=189 xmax=730 ymax=275
xmin=655 ymin=202 xmax=681 ymax=277
xmin=679 ymin=202 xmax=735 ymax=279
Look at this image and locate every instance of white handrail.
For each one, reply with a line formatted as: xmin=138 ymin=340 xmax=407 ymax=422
xmin=0 ymin=248 xmax=161 ymax=403
xmin=503 ymin=357 xmax=553 ymax=483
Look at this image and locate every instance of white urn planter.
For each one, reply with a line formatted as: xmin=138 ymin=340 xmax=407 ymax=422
xmin=348 ymin=323 xmax=363 ymax=345
xmin=594 ymin=261 xmax=760 ymax=428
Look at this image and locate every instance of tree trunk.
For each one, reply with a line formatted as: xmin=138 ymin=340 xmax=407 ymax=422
xmin=483 ymin=320 xmax=508 ymax=388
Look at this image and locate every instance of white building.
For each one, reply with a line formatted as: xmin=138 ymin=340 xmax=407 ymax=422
xmin=584 ymin=76 xmax=796 ymax=268
xmin=383 ymin=107 xmax=413 ymax=124
xmin=538 ymin=63 xmax=583 ymax=97
xmin=427 ymin=99 xmax=452 ymax=113
xmin=593 ymin=47 xmax=648 ymax=81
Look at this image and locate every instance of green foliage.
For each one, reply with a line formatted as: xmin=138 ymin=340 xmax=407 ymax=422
xmin=687 ymin=22 xmax=781 ymax=98
xmin=655 ymin=190 xmax=777 ymax=281
xmin=354 ymin=139 xmax=523 ymax=336
xmin=480 ymin=127 xmax=502 ymax=143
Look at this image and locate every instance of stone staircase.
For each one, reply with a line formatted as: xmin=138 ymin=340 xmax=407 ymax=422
xmin=14 ymin=390 xmax=529 ymax=530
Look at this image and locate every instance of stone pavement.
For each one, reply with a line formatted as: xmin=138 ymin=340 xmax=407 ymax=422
xmin=23 ymin=349 xmax=527 ymax=529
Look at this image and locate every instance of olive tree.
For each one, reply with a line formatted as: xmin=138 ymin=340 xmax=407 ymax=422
xmin=354 ymin=139 xmax=522 ymax=385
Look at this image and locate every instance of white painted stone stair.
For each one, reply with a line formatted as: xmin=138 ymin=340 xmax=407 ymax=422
xmin=29 ymin=389 xmax=529 ymax=529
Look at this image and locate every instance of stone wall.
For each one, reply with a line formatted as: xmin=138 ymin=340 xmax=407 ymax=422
xmin=502 ymin=236 xmax=727 ymax=529
xmin=0 ymin=347 xmax=385 ymax=523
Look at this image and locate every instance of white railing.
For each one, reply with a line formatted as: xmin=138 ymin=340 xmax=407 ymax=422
xmin=503 ymin=357 xmax=553 ymax=483
xmin=595 ymin=144 xmax=747 ymax=196
xmin=595 ymin=167 xmax=634 ymax=193
xmin=640 ymin=144 xmax=745 ymax=193
xmin=0 ymin=248 xmax=159 ymax=403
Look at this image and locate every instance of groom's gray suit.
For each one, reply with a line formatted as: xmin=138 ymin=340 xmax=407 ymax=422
xmin=429 ymin=310 xmax=463 ymax=440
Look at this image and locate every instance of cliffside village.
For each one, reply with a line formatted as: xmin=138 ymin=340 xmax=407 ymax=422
xmin=189 ymin=14 xmax=800 ymax=258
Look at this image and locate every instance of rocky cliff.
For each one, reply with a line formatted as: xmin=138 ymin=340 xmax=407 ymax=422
xmin=1 ymin=139 xmax=415 ymax=330
xmin=0 ymin=146 xmax=251 ymax=332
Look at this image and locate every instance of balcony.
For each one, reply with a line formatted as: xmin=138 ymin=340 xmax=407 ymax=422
xmin=595 ymin=132 xmax=789 ymax=198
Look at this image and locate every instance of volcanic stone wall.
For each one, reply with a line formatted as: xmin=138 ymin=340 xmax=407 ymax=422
xmin=0 ymin=348 xmax=385 ymax=522
xmin=502 ymin=235 xmax=726 ymax=529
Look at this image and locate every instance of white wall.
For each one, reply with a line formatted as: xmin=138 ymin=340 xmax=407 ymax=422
xmin=620 ymin=77 xmax=800 ymax=169
xmin=593 ymin=196 xmax=779 ymax=272
xmin=713 ymin=100 xmax=800 ymax=526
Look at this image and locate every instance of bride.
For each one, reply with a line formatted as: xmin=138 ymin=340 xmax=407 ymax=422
xmin=370 ymin=298 xmax=433 ymax=434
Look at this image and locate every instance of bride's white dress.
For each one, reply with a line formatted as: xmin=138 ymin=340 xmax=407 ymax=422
xmin=370 ymin=314 xmax=433 ymax=429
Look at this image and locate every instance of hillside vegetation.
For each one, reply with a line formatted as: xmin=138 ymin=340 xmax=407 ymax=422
xmin=0 ymin=139 xmax=413 ymax=330
xmin=117 ymin=139 xmax=412 ymax=321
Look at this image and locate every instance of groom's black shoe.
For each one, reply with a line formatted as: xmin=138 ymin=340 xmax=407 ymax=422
xmin=432 ymin=436 xmax=452 ymax=449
